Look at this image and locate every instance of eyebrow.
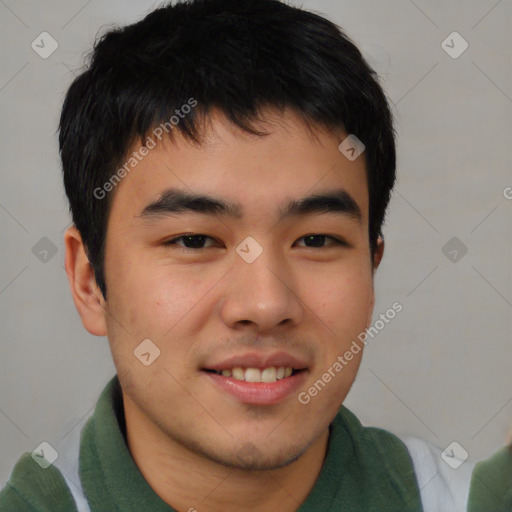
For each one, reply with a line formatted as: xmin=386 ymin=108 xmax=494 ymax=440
xmin=137 ymin=187 xmax=362 ymax=224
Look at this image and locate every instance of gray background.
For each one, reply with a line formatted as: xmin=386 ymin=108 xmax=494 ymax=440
xmin=0 ymin=0 xmax=511 ymax=487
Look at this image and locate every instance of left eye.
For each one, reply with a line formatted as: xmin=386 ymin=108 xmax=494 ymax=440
xmin=295 ymin=234 xmax=344 ymax=248
xmin=164 ymin=234 xmax=344 ymax=250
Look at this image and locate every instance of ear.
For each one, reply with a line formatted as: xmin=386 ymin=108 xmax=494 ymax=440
xmin=366 ymin=236 xmax=385 ymax=322
xmin=64 ymin=226 xmax=107 ymax=336
xmin=372 ymin=236 xmax=385 ymax=275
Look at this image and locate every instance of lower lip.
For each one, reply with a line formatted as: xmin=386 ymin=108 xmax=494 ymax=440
xmin=203 ymin=371 xmax=307 ymax=405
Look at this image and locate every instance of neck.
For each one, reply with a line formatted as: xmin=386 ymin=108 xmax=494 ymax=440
xmin=123 ymin=395 xmax=330 ymax=512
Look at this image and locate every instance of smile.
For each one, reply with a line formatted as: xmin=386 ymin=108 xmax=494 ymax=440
xmin=205 ymin=366 xmax=298 ymax=383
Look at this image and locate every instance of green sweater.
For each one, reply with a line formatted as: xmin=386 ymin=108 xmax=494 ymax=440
xmin=0 ymin=375 xmax=424 ymax=511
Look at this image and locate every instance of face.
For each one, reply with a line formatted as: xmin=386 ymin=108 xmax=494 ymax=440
xmin=81 ymin=108 xmax=382 ymax=470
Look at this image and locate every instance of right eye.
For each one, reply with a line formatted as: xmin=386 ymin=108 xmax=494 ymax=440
xmin=163 ymin=234 xmax=220 ymax=250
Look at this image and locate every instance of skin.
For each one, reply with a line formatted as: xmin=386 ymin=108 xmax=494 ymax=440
xmin=65 ymin=107 xmax=384 ymax=512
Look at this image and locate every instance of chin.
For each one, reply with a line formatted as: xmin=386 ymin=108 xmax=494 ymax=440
xmin=196 ymin=441 xmax=310 ymax=471
xmin=205 ymin=442 xmax=308 ymax=472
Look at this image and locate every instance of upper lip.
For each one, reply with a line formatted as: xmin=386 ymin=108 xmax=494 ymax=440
xmin=203 ymin=351 xmax=309 ymax=371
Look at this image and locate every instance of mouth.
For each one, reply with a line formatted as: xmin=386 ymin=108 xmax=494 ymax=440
xmin=203 ymin=366 xmax=304 ymax=383
xmin=201 ymin=352 xmax=309 ymax=405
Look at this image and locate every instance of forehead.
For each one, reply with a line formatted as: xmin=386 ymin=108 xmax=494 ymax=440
xmin=106 ymin=109 xmax=369 ymax=229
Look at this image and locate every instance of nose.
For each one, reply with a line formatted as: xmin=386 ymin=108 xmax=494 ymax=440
xmin=220 ymin=244 xmax=304 ymax=332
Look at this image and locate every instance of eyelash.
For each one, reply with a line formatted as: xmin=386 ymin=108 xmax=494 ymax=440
xmin=163 ymin=234 xmax=347 ymax=250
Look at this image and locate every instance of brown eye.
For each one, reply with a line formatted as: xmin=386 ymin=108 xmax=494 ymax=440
xmin=296 ymin=234 xmax=345 ymax=248
xmin=164 ymin=234 xmax=218 ymax=249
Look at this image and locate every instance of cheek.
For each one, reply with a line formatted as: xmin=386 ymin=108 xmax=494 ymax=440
xmin=311 ymin=270 xmax=374 ymax=335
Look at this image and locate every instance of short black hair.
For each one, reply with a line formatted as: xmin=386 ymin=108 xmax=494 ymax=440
xmin=59 ymin=0 xmax=396 ymax=299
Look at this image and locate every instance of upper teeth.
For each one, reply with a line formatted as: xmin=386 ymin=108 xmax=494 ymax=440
xmin=217 ymin=367 xmax=293 ymax=383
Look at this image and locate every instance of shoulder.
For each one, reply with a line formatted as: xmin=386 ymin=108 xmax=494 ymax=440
xmin=0 ymin=452 xmax=78 ymax=512
xmin=335 ymin=408 xmax=475 ymax=512
xmin=332 ymin=407 xmax=422 ymax=508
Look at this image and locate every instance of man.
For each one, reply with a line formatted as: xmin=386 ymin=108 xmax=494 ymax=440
xmin=0 ymin=0 xmax=481 ymax=510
